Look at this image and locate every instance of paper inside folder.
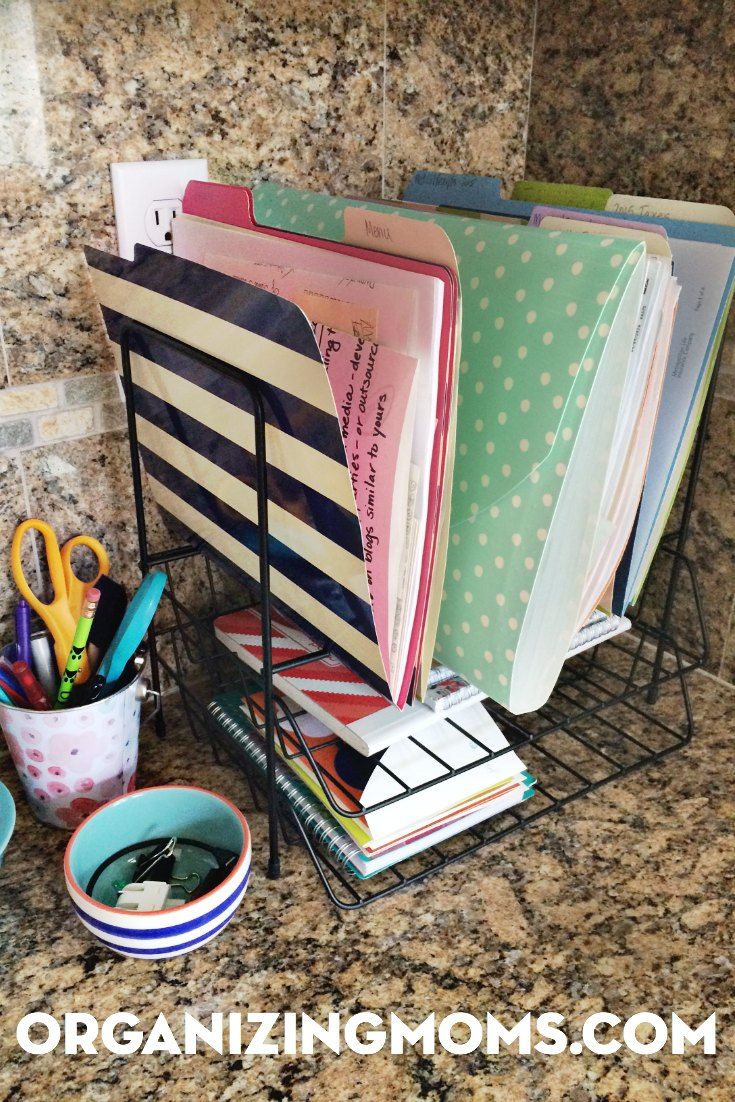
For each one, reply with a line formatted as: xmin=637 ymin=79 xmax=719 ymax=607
xmin=179 ymin=183 xmax=460 ymax=706
xmin=533 ymin=212 xmax=680 ymax=627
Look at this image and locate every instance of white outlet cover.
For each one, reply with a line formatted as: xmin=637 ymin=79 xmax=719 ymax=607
xmin=110 ymin=158 xmax=208 ymax=261
xmin=143 ymin=197 xmax=183 ymax=249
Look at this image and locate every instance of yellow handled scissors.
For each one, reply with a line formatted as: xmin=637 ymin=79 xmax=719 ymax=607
xmin=11 ymin=519 xmax=110 ymax=681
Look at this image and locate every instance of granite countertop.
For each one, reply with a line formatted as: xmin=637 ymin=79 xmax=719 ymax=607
xmin=0 ymin=673 xmax=733 ymax=1100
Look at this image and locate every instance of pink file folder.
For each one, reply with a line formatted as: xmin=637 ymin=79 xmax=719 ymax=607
xmin=182 ymin=180 xmax=459 ymax=708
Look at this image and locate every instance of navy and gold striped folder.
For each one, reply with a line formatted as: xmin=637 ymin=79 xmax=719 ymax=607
xmin=84 ymin=243 xmax=389 ymax=695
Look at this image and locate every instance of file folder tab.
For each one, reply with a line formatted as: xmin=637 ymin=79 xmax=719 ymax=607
xmin=404 ymin=170 xmax=503 ymax=209
xmin=511 ymin=180 xmax=613 ymax=210
xmin=607 ymin=194 xmax=735 ymax=226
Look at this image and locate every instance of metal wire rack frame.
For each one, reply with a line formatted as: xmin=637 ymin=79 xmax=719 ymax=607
xmin=120 ymin=318 xmax=724 ymax=910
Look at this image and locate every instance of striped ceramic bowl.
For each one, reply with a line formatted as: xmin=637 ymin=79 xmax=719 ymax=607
xmin=64 ymin=785 xmax=251 ymax=959
xmin=0 ymin=781 xmax=16 ymax=866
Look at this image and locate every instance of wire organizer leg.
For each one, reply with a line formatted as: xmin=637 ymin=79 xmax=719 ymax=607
xmin=119 ymin=323 xmax=722 ymax=910
xmin=120 ymin=321 xmax=281 ymax=879
xmin=645 ymin=342 xmax=722 ymax=702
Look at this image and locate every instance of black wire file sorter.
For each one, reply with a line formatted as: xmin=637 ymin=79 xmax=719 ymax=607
xmin=117 ymin=310 xmax=723 ymax=911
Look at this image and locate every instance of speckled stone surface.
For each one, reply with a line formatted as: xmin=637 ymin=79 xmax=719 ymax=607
xmin=2 ymin=0 xmax=535 ymax=388
xmin=640 ymin=396 xmax=735 ymax=684
xmin=525 ymin=0 xmax=734 ymax=210
xmin=524 ymin=0 xmax=735 ymax=408
xmin=685 ymin=399 xmax=735 ymax=682
xmin=383 ymin=0 xmax=534 ymax=198
xmin=525 ymin=0 xmax=735 ymax=403
xmin=1 ymin=18 xmax=734 ymax=1094
xmin=0 ymin=671 xmax=733 ymax=1099
xmin=0 ymin=0 xmax=536 ymax=642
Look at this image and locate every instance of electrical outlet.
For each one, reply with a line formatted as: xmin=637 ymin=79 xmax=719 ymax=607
xmin=144 ymin=198 xmax=182 ymax=248
xmin=110 ymin=158 xmax=208 ymax=260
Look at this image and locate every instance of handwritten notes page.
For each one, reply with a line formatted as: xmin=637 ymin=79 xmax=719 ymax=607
xmin=313 ymin=323 xmax=419 ymax=689
xmin=207 ymin=251 xmax=380 ymax=339
xmin=172 ymin=210 xmax=446 ymax=702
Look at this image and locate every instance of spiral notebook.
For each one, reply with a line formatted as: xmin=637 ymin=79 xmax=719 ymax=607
xmin=207 ymin=690 xmax=535 ymax=878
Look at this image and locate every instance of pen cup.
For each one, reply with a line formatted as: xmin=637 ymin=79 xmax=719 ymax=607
xmin=0 ymin=672 xmax=146 ymax=830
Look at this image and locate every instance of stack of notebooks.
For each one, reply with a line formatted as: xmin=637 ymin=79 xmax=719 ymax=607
xmin=84 ymin=169 xmax=734 ymax=876
xmin=208 ymin=608 xmax=534 ymax=879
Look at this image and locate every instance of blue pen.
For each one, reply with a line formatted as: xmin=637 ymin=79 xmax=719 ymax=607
xmin=0 ymin=661 xmax=26 ymax=701
xmin=0 ymin=682 xmax=12 ymax=706
xmin=14 ymin=600 xmax=31 ymax=667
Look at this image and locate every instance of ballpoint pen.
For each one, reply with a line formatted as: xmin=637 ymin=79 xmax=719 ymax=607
xmin=11 ymin=662 xmax=50 ymax=711
xmin=14 ymin=600 xmax=31 ymax=668
xmin=0 ymin=659 xmax=27 ymax=703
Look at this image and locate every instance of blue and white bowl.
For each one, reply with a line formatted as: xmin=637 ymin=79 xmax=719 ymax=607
xmin=64 ymin=784 xmax=251 ymax=959
xmin=0 ymin=781 xmax=16 ymax=866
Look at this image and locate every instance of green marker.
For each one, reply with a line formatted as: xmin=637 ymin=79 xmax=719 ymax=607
xmin=56 ymin=588 xmax=100 ymax=707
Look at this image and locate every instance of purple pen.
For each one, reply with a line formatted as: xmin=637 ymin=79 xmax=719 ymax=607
xmin=14 ymin=599 xmax=31 ymax=668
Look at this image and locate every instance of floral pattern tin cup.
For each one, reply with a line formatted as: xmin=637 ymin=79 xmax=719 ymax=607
xmin=0 ymin=674 xmax=143 ymax=830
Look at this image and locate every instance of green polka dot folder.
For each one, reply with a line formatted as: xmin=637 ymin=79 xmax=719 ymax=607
xmin=250 ymin=185 xmax=646 ymax=713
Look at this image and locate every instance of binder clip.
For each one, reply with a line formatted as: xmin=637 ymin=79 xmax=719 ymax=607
xmin=116 ymin=880 xmax=176 ymax=911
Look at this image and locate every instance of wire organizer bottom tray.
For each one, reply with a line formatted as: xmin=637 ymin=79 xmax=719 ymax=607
xmin=149 ymin=537 xmax=705 ymax=911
